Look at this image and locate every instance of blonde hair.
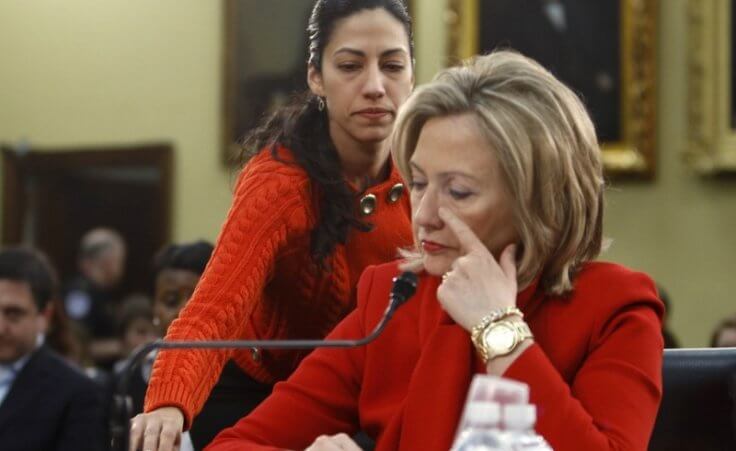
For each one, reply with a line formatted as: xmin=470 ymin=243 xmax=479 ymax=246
xmin=393 ymin=50 xmax=604 ymax=296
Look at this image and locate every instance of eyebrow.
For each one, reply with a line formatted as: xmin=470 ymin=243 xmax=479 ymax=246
xmin=333 ymin=47 xmax=409 ymax=58
xmin=409 ymin=161 xmax=482 ymax=182
xmin=0 ymin=305 xmax=32 ymax=316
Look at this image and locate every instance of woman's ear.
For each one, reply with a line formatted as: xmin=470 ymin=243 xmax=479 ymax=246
xmin=307 ymin=65 xmax=325 ymax=97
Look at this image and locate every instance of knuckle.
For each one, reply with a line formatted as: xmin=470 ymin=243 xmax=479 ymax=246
xmin=161 ymin=429 xmax=177 ymax=439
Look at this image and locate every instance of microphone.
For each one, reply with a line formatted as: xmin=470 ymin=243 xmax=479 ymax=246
xmin=110 ymin=271 xmax=418 ymax=450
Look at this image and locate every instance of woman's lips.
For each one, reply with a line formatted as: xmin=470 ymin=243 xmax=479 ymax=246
xmin=421 ymin=240 xmax=447 ymax=254
xmin=355 ymin=108 xmax=390 ymax=120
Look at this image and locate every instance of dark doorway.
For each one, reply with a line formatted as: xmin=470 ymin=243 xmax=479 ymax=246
xmin=1 ymin=143 xmax=173 ymax=296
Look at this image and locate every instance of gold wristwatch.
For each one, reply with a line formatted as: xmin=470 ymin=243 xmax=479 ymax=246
xmin=471 ymin=317 xmax=533 ymax=363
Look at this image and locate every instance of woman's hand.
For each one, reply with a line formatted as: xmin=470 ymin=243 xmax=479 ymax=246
xmin=129 ymin=407 xmax=184 ymax=451
xmin=436 ymin=208 xmax=518 ymax=332
xmin=305 ymin=433 xmax=363 ymax=450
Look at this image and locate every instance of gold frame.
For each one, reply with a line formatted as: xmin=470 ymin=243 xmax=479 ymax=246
xmin=687 ymin=0 xmax=736 ymax=173
xmin=446 ymin=0 xmax=659 ymax=179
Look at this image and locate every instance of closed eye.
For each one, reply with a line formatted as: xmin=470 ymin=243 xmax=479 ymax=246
xmin=449 ymin=189 xmax=473 ymax=200
xmin=409 ymin=181 xmax=427 ymax=191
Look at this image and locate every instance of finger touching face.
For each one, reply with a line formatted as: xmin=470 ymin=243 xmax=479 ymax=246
xmin=409 ymin=114 xmax=518 ymax=276
xmin=437 ymin=207 xmax=486 ymax=253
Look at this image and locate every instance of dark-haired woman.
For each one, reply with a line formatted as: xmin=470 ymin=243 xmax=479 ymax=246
xmin=129 ymin=1 xmax=414 ymax=450
xmin=150 ymin=241 xmax=215 ymax=339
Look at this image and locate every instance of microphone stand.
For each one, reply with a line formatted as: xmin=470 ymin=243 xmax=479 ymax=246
xmin=110 ymin=272 xmax=417 ymax=451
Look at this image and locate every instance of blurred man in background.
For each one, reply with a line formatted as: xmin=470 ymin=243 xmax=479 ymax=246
xmin=64 ymin=227 xmax=127 ymax=367
xmin=0 ymin=246 xmax=105 ymax=450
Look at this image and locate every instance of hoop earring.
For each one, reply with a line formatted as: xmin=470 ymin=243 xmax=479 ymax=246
xmin=317 ymin=97 xmax=325 ymax=111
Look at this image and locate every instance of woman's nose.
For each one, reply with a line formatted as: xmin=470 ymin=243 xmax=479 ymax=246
xmin=413 ymin=189 xmax=442 ymax=230
xmin=362 ymin=65 xmax=386 ymax=100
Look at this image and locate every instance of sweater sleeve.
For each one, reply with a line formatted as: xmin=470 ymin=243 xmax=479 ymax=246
xmin=205 ymin=267 xmax=376 ymax=451
xmin=144 ymin=156 xmax=313 ymax=429
xmin=504 ymin=271 xmax=664 ymax=451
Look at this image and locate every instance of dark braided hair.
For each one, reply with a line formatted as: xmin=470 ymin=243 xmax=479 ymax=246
xmin=238 ymin=0 xmax=413 ymax=266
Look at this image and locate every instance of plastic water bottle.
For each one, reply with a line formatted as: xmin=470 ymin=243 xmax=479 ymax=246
xmin=502 ymin=404 xmax=553 ymax=451
xmin=451 ymin=401 xmax=510 ymax=451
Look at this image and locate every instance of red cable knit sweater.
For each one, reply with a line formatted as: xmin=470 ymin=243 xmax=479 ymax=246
xmin=144 ymin=147 xmax=413 ymax=428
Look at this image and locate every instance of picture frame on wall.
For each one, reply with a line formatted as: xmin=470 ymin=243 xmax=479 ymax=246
xmin=222 ymin=0 xmax=314 ymax=165
xmin=687 ymin=0 xmax=736 ymax=173
xmin=446 ymin=0 xmax=658 ymax=179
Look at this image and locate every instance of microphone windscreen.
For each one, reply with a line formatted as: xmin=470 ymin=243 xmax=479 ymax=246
xmin=391 ymin=271 xmax=418 ymax=305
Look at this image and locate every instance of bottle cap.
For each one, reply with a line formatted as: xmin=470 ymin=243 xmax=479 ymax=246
xmin=503 ymin=404 xmax=536 ymax=430
xmin=465 ymin=401 xmax=501 ymax=427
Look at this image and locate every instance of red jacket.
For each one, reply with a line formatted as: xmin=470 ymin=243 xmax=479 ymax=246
xmin=208 ymin=261 xmax=664 ymax=451
xmin=145 ymin=148 xmax=413 ymax=428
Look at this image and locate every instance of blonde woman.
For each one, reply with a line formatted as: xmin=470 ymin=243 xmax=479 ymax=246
xmin=208 ymin=51 xmax=663 ymax=451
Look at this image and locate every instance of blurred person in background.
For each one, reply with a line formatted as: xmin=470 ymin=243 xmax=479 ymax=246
xmin=45 ymin=296 xmax=85 ymax=364
xmin=151 ymin=241 xmax=214 ymax=338
xmin=0 ymin=246 xmax=105 ymax=450
xmin=116 ymin=294 xmax=158 ymax=365
xmin=64 ymin=227 xmax=128 ymax=367
xmin=114 ymin=241 xmax=213 ymax=417
xmin=115 ymin=241 xmax=212 ymax=451
xmin=710 ymin=314 xmax=736 ymax=347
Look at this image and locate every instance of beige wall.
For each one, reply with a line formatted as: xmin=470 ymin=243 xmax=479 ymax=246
xmin=598 ymin=1 xmax=736 ymax=347
xmin=0 ymin=0 xmax=233 ymax=243
xmin=1 ymin=0 xmax=734 ymax=345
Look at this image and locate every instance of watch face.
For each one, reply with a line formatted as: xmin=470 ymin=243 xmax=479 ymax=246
xmin=484 ymin=323 xmax=516 ymax=354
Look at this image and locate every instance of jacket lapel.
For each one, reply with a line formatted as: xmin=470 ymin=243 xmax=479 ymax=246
xmin=375 ymin=275 xmax=472 ymax=450
xmin=0 ymin=348 xmax=49 ymax=431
